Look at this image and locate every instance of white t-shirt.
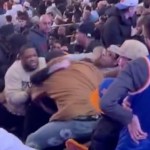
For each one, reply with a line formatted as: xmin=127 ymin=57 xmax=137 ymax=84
xmin=4 ymin=57 xmax=46 ymax=116
xmin=0 ymin=128 xmax=35 ymax=150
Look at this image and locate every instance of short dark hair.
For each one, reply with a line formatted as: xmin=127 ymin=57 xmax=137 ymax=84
xmin=46 ymin=50 xmax=66 ymax=62
xmin=19 ymin=43 xmax=36 ymax=57
xmin=119 ymin=7 xmax=130 ymax=13
xmin=6 ymin=15 xmax=12 ymax=22
xmin=53 ymin=39 xmax=62 ymax=45
xmin=84 ymin=5 xmax=91 ymax=11
xmin=17 ymin=11 xmax=29 ymax=21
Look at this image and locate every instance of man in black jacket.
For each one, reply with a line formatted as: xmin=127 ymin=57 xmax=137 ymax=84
xmin=76 ymin=22 xmax=102 ymax=53
xmin=102 ymin=0 xmax=138 ymax=47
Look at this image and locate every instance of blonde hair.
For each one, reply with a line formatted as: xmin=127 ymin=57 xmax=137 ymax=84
xmin=93 ymin=46 xmax=106 ymax=58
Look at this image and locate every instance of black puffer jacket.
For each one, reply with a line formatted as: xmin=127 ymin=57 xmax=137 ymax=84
xmin=101 ymin=6 xmax=135 ymax=47
xmin=0 ymin=34 xmax=27 ymax=91
xmin=0 ymin=38 xmax=16 ymax=91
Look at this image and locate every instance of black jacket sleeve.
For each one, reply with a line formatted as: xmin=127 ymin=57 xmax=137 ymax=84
xmin=102 ymin=16 xmax=124 ymax=47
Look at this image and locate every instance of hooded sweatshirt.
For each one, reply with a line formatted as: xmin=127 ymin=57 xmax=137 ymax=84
xmin=26 ymin=26 xmax=48 ymax=57
xmin=102 ymin=6 xmax=134 ymax=47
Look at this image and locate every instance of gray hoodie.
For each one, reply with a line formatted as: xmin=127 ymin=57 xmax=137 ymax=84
xmin=101 ymin=57 xmax=149 ymax=125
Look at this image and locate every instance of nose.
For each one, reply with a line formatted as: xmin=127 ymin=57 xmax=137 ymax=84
xmin=29 ymin=56 xmax=36 ymax=61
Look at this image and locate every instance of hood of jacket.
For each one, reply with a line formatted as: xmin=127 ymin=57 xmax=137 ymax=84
xmin=30 ymin=25 xmax=47 ymax=38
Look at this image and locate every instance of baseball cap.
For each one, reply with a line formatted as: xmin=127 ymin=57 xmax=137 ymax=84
xmin=77 ymin=22 xmax=95 ymax=38
xmin=23 ymin=1 xmax=30 ymax=8
xmin=108 ymin=40 xmax=149 ymax=60
xmin=115 ymin=0 xmax=139 ymax=10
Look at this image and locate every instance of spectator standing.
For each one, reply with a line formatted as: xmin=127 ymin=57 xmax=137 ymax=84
xmin=26 ymin=14 xmax=52 ymax=57
xmin=76 ymin=22 xmax=102 ymax=53
xmin=23 ymin=1 xmax=33 ymax=18
xmin=102 ymin=0 xmax=138 ymax=47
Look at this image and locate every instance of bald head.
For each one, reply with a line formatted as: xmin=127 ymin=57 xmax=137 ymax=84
xmin=40 ymin=14 xmax=51 ymax=22
xmin=39 ymin=14 xmax=52 ymax=33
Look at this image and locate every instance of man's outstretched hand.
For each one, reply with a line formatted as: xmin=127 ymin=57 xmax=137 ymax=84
xmin=128 ymin=115 xmax=148 ymax=144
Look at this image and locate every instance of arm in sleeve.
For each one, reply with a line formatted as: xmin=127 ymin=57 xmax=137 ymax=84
xmin=103 ymin=69 xmax=119 ymax=78
xmin=65 ymin=53 xmax=95 ymax=61
xmin=31 ymin=58 xmax=71 ymax=85
xmin=101 ymin=57 xmax=149 ymax=125
xmin=4 ymin=70 xmax=29 ymax=105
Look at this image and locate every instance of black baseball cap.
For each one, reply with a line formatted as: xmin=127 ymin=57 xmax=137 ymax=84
xmin=77 ymin=22 xmax=95 ymax=38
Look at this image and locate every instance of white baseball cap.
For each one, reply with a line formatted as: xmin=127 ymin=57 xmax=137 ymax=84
xmin=115 ymin=0 xmax=139 ymax=10
xmin=108 ymin=40 xmax=149 ymax=60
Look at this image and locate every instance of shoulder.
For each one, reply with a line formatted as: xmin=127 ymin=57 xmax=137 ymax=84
xmin=7 ymin=61 xmax=21 ymax=72
xmin=5 ymin=61 xmax=22 ymax=78
xmin=128 ymin=57 xmax=148 ymax=71
xmin=26 ymin=28 xmax=37 ymax=37
xmin=105 ymin=15 xmax=120 ymax=26
xmin=128 ymin=57 xmax=149 ymax=79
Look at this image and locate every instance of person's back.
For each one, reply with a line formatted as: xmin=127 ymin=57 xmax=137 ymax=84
xmin=0 ymin=23 xmax=14 ymax=37
xmin=0 ymin=39 xmax=13 ymax=92
xmin=26 ymin=59 xmax=103 ymax=150
xmin=41 ymin=61 xmax=103 ymax=121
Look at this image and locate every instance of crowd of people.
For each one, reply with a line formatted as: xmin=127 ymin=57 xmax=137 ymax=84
xmin=0 ymin=0 xmax=150 ymax=150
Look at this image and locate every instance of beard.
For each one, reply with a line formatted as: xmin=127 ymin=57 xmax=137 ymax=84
xmin=23 ymin=63 xmax=38 ymax=72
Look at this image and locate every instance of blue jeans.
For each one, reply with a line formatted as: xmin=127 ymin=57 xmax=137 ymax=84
xmin=26 ymin=119 xmax=98 ymax=149
xmin=116 ymin=128 xmax=150 ymax=150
